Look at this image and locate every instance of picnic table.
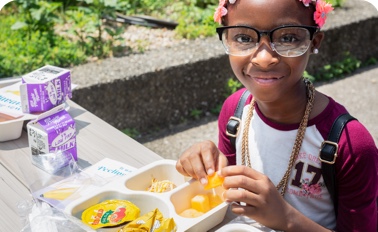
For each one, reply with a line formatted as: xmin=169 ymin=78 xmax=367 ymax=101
xmin=0 ymin=83 xmax=268 ymax=231
xmin=0 ymin=99 xmax=163 ymax=231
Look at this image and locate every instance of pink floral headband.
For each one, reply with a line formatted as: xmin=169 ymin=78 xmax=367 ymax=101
xmin=214 ymin=0 xmax=334 ymax=28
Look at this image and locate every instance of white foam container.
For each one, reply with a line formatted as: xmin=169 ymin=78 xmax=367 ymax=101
xmin=0 ymin=78 xmax=21 ymax=89
xmin=64 ymin=159 xmax=229 ymax=232
xmin=0 ymin=117 xmax=26 ymax=142
xmin=0 ymin=78 xmax=34 ymax=142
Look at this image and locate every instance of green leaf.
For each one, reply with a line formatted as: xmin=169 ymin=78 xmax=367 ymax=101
xmin=11 ymin=21 xmax=28 ymax=30
xmin=104 ymin=27 xmax=115 ymax=36
xmin=30 ymin=8 xmax=43 ymax=21
xmin=104 ymin=0 xmax=117 ymax=7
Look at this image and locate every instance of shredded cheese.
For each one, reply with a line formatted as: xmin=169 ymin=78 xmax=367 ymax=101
xmin=147 ymin=178 xmax=176 ymax=193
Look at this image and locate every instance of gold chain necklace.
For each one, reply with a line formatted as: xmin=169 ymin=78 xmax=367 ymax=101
xmin=241 ymin=79 xmax=315 ymax=196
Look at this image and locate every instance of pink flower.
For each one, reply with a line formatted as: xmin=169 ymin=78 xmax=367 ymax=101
xmin=214 ymin=6 xmax=227 ymax=24
xmin=314 ymin=0 xmax=334 ymax=28
xmin=311 ymin=184 xmax=322 ymax=194
xmin=213 ymin=0 xmax=238 ymax=24
xmin=214 ymin=0 xmax=228 ymax=24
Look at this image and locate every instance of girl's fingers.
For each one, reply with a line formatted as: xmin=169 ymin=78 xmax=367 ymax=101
xmin=221 ymin=165 xmax=261 ymax=179
xmin=223 ymin=188 xmax=261 ymax=206
xmin=217 ymin=153 xmax=229 ymax=171
xmin=230 ymin=203 xmax=258 ymax=218
xmin=178 ymin=147 xmax=206 ymax=180
xmin=176 ymin=141 xmax=223 ymax=184
xmin=220 ymin=166 xmax=267 ymax=193
xmin=199 ymin=141 xmax=218 ymax=176
xmin=176 ymin=159 xmax=191 ymax=177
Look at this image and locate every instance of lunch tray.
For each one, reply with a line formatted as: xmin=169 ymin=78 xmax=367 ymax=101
xmin=64 ymin=159 xmax=228 ymax=232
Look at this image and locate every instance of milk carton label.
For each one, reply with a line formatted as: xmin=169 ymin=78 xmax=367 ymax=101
xmin=20 ymin=65 xmax=72 ymax=113
xmin=27 ymin=105 xmax=77 ymax=172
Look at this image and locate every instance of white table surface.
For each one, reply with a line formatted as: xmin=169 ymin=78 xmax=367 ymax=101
xmin=0 ymin=100 xmax=163 ymax=231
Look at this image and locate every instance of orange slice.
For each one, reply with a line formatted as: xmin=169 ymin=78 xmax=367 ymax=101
xmin=204 ymin=172 xmax=224 ymax=190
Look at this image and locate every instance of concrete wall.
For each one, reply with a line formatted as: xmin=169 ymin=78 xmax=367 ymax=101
xmin=72 ymin=55 xmax=233 ymax=132
xmin=70 ymin=0 xmax=378 ymax=134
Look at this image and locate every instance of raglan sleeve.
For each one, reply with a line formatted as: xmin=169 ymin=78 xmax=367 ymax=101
xmin=335 ymin=120 xmax=378 ymax=231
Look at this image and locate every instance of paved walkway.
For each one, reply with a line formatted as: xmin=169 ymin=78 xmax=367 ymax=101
xmin=143 ymin=64 xmax=378 ymax=160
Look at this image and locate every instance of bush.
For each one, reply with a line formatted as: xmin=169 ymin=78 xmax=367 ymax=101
xmin=174 ymin=2 xmax=218 ymax=39
xmin=0 ymin=14 xmax=86 ymax=78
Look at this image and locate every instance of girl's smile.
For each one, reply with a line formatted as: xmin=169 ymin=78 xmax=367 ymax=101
xmin=244 ymin=71 xmax=285 ymax=86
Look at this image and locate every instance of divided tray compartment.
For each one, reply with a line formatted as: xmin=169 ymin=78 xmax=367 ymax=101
xmin=171 ymin=180 xmax=228 ymax=231
xmin=64 ymin=159 xmax=228 ymax=231
xmin=123 ymin=159 xmax=190 ymax=193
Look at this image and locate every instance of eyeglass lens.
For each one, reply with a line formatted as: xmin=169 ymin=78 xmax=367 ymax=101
xmin=221 ymin=27 xmax=312 ymax=57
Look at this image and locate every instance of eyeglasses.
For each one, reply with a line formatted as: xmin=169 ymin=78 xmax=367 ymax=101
xmin=216 ymin=25 xmax=319 ymax=57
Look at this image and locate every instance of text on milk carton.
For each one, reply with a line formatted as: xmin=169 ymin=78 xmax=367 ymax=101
xmin=20 ymin=65 xmax=72 ymax=113
xmin=27 ymin=107 xmax=77 ymax=170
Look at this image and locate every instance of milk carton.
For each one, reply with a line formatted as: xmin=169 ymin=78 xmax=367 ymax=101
xmin=27 ymin=104 xmax=77 ymax=173
xmin=20 ymin=65 xmax=72 ymax=113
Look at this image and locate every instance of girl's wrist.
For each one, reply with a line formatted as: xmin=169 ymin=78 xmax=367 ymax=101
xmin=282 ymin=206 xmax=330 ymax=232
xmin=283 ymin=205 xmax=299 ymax=231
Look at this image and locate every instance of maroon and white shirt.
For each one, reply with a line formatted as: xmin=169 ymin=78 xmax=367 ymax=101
xmin=218 ymin=88 xmax=378 ymax=231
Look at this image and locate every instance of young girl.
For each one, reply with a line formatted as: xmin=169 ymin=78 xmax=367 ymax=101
xmin=176 ymin=0 xmax=378 ymax=231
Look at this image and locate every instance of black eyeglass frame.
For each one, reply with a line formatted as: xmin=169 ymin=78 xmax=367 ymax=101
xmin=216 ymin=25 xmax=319 ymax=43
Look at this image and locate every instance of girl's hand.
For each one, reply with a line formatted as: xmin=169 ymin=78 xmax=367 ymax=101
xmin=176 ymin=140 xmax=228 ymax=185
xmin=221 ymin=165 xmax=293 ymax=231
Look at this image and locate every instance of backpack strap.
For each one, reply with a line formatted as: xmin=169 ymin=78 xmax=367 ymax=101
xmin=319 ymin=113 xmax=357 ymax=218
xmin=226 ymin=89 xmax=250 ymax=147
xmin=226 ymin=92 xmax=356 ymax=219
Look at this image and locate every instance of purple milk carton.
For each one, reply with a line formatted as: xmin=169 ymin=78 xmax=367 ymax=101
xmin=20 ymin=65 xmax=72 ymax=113
xmin=27 ymin=104 xmax=77 ymax=173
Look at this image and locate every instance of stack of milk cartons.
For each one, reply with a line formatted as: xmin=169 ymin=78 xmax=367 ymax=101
xmin=20 ymin=65 xmax=77 ymax=173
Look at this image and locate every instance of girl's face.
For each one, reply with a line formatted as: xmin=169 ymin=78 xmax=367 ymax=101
xmin=225 ymin=0 xmax=323 ymax=103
